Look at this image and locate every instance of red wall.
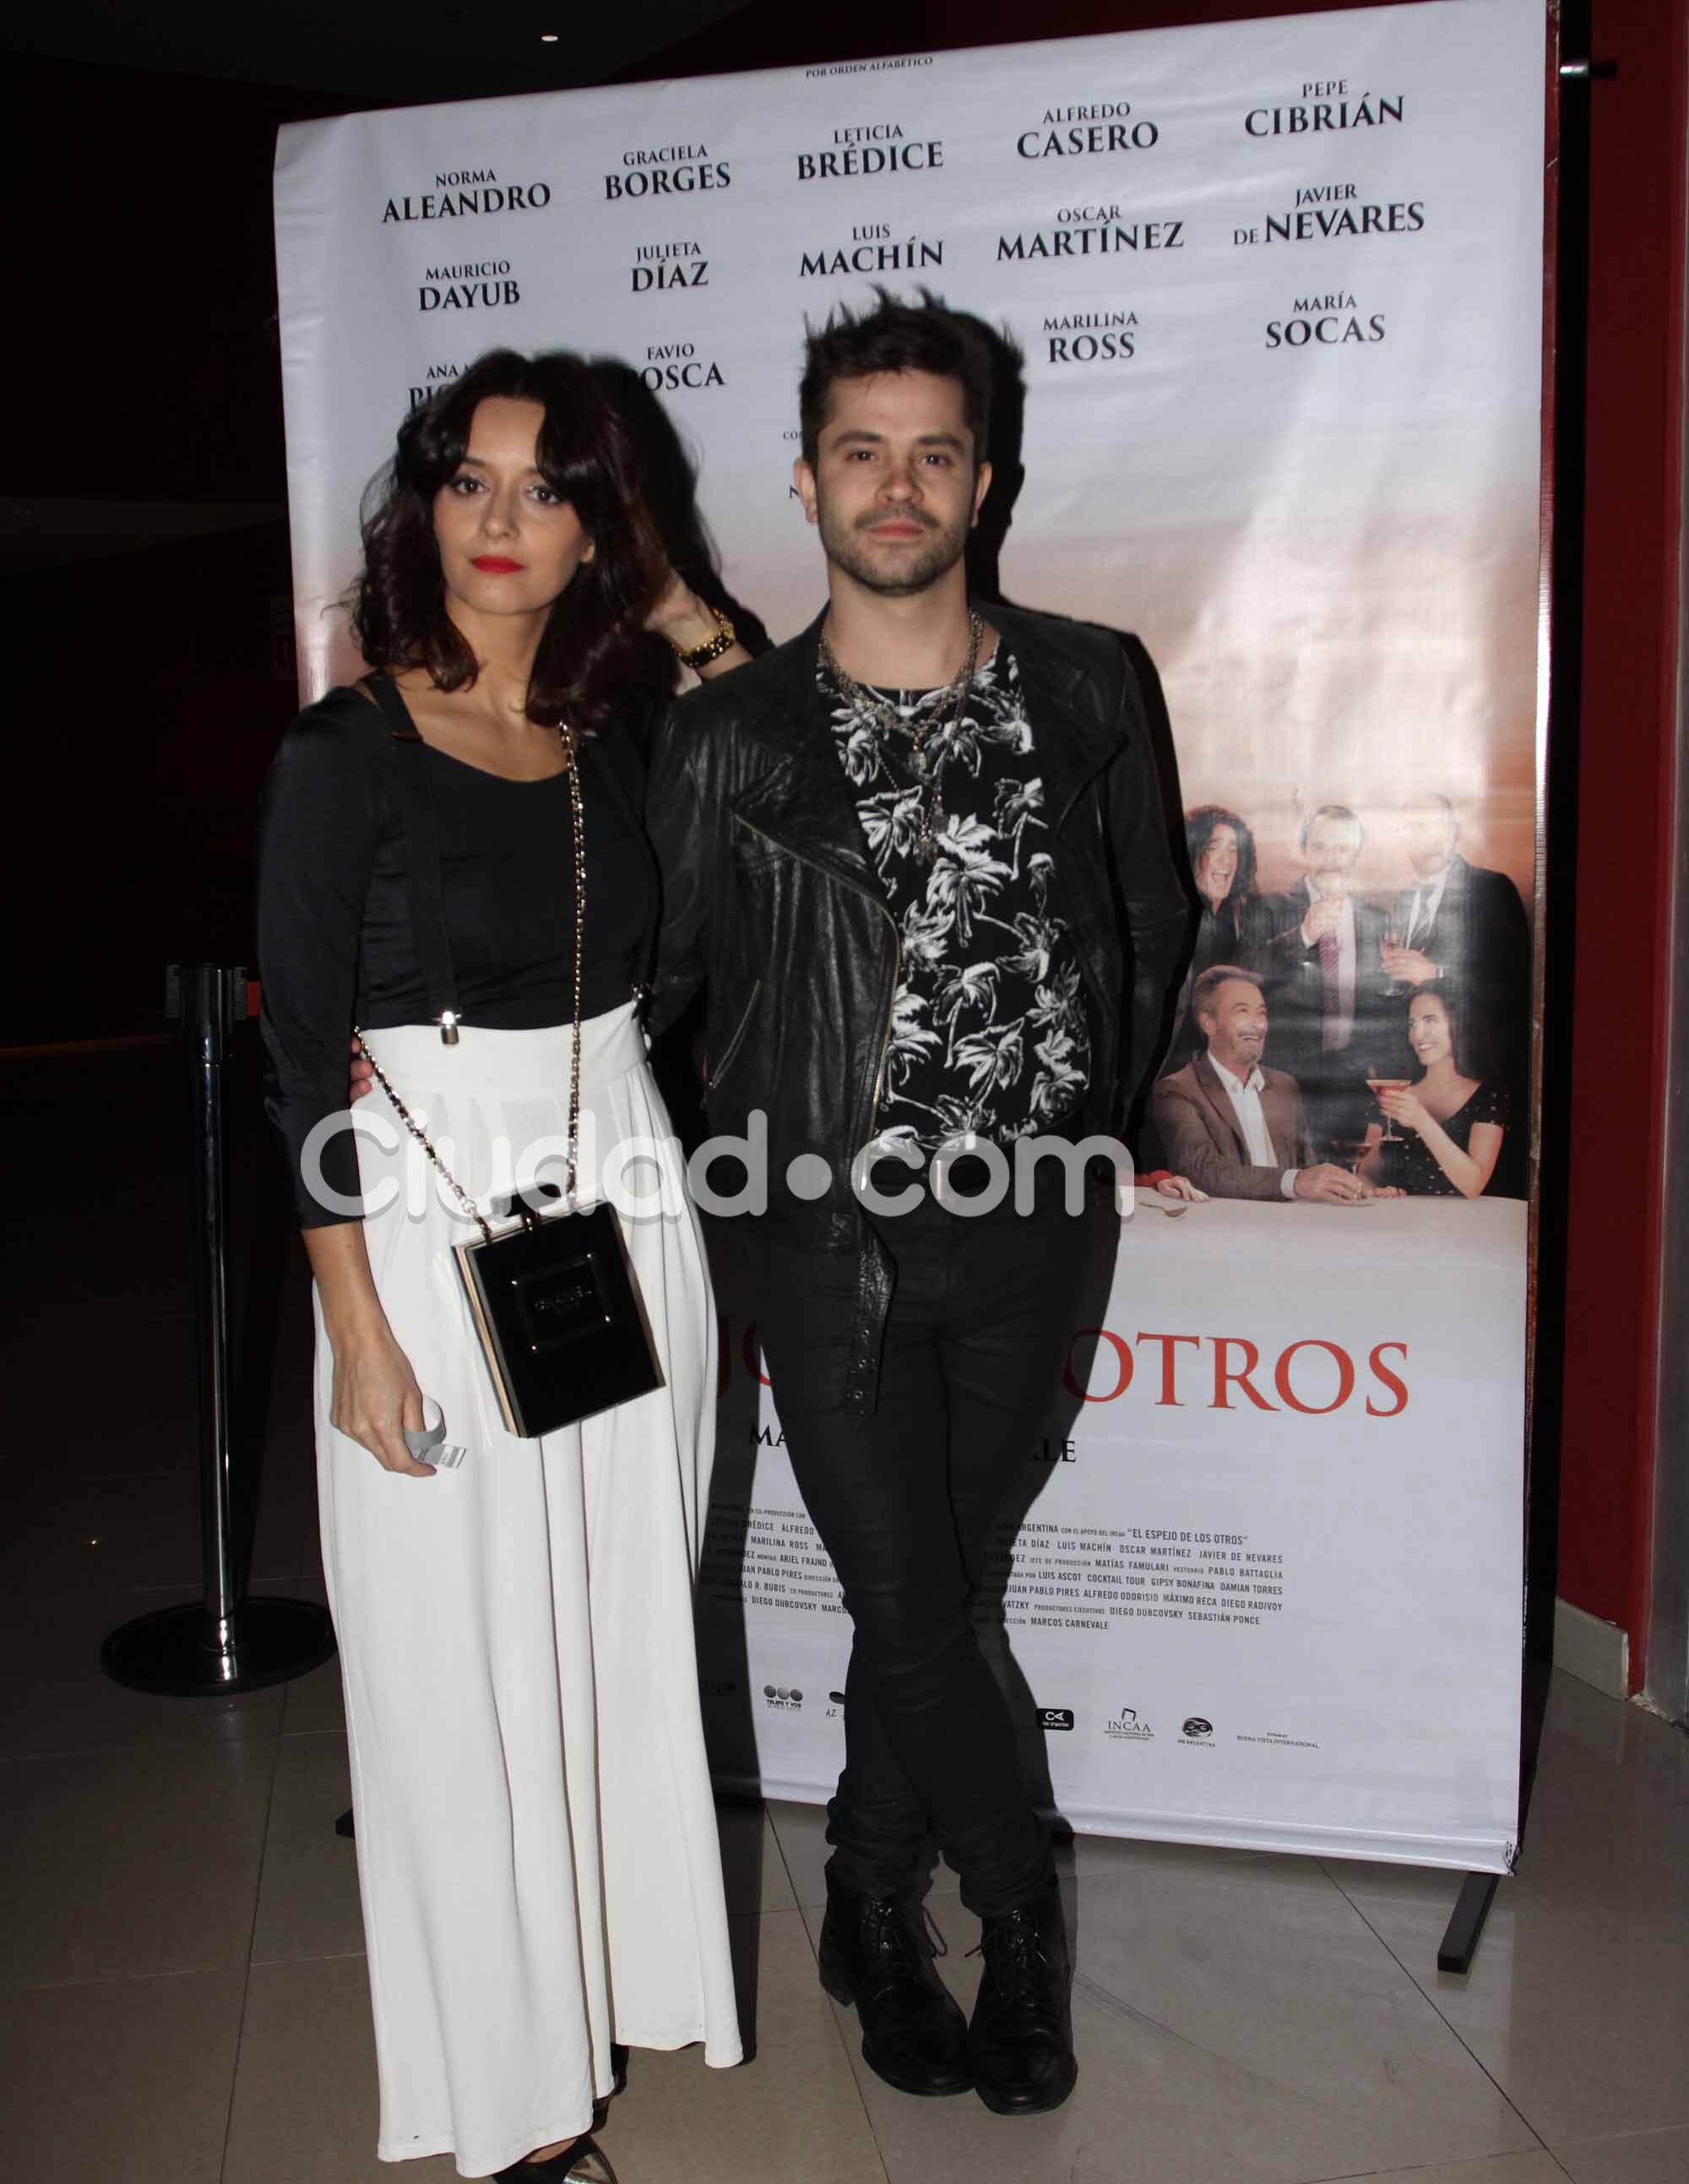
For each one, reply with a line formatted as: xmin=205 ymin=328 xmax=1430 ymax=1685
xmin=1557 ymin=0 xmax=1686 ymax=1682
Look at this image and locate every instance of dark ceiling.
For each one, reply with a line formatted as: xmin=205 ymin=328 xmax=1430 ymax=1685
xmin=3 ymin=0 xmax=752 ymax=102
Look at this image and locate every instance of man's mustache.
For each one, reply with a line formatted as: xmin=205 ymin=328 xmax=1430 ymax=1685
xmin=855 ymin=508 xmax=942 ymax=533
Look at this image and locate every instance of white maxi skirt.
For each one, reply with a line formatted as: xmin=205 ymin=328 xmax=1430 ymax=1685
xmin=314 ymin=1002 xmax=742 ymax=2176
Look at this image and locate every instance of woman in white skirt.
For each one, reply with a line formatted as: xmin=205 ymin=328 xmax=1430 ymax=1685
xmin=257 ymin=350 xmax=748 ymax=2179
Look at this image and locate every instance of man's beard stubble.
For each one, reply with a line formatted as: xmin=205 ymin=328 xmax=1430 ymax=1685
xmin=815 ymin=495 xmax=970 ymax=598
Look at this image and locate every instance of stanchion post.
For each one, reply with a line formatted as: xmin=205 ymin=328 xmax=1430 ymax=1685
xmin=100 ymin=961 xmax=337 ymax=1696
xmin=191 ymin=962 xmax=240 ymax=1671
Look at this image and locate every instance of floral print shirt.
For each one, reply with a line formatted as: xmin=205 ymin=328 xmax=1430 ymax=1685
xmin=820 ymin=643 xmax=1093 ymax=1154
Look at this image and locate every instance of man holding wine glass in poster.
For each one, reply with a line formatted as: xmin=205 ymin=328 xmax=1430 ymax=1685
xmin=1257 ymin=802 xmax=1396 ymax=1161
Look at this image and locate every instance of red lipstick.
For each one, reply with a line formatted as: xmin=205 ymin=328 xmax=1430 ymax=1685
xmin=471 ymin=555 xmax=523 ymax=573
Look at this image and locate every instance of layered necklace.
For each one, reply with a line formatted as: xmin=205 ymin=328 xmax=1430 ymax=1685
xmin=820 ymin=610 xmax=986 ymax=866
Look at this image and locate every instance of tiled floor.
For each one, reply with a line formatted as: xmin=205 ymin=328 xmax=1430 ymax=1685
xmin=3 ymin=1080 xmax=1686 ymax=2183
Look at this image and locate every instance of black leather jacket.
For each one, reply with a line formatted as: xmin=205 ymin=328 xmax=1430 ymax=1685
xmin=646 ymin=600 xmax=1190 ymax=1411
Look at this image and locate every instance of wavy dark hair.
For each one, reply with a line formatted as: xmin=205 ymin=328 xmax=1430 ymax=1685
xmin=350 ymin=348 xmax=672 ymax=729
xmin=1403 ymin=979 xmax=1490 ymax=1083
xmin=1184 ymin=804 xmax=1259 ymax=907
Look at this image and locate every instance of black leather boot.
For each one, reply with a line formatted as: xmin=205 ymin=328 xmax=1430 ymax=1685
xmin=817 ymin=1876 xmax=975 ymax=2096
xmin=969 ymin=1877 xmax=1078 ymax=2114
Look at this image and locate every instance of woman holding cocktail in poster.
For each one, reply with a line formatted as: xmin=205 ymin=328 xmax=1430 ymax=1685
xmin=1361 ymin=980 xmax=1509 ymax=1198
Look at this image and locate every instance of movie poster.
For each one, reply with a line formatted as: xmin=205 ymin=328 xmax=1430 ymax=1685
xmin=275 ymin=0 xmax=1545 ymax=1868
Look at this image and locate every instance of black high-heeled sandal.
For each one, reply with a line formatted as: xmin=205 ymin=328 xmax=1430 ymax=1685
xmin=493 ymin=2133 xmax=616 ymax=2182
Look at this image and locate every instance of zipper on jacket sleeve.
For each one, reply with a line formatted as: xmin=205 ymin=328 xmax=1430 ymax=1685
xmin=704 ymin=977 xmax=763 ymax=1094
xmin=865 ymin=926 xmax=904 ymax=1144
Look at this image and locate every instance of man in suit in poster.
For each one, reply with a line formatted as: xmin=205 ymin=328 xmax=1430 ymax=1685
xmin=1384 ymin=796 xmax=1530 ymax=999
xmin=1257 ymin=804 xmax=1393 ymax=1158
xmin=1152 ymin=966 xmax=1377 ymax=1203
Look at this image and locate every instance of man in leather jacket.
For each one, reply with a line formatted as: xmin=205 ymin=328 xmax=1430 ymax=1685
xmin=646 ymin=293 xmax=1188 ymax=2117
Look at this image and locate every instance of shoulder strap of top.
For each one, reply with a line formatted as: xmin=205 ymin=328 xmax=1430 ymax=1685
xmin=363 ymin=673 xmax=462 ymax=1040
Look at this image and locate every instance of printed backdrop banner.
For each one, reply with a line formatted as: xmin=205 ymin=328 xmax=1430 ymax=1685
xmin=275 ymin=0 xmax=1546 ymax=1872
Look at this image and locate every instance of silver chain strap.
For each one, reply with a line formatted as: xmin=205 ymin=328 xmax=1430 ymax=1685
xmin=356 ymin=727 xmax=588 ymax=1238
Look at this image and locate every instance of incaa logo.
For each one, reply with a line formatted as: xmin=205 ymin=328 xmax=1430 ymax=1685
xmin=642 ymin=342 xmax=725 ymax=391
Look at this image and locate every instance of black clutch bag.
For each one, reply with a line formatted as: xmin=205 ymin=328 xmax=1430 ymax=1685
xmin=451 ymin=1197 xmax=661 ymax=1437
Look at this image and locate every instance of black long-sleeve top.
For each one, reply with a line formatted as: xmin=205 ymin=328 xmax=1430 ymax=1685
xmin=256 ymin=684 xmax=658 ymax=1227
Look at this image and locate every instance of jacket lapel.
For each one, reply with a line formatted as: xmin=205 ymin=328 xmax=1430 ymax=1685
xmin=729 ymin=610 xmax=886 ymax=899
xmin=1192 ymin=1052 xmax=1250 ymax=1160
xmin=995 ymin=603 xmax=1126 ymax=833
xmin=1424 ymin=855 xmax=1469 ymax=952
xmin=726 ymin=599 xmax=1127 ymax=893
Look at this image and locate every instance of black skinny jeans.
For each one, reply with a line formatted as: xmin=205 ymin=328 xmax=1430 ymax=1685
xmin=747 ymin=1173 xmax=1093 ymax=1918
